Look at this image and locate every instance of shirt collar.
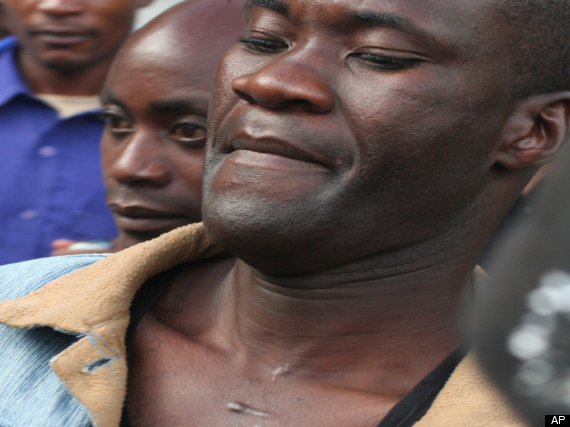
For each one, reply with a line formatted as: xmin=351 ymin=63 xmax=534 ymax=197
xmin=0 ymin=222 xmax=224 ymax=334
xmin=0 ymin=221 xmax=500 ymax=427
xmin=0 ymin=37 xmax=33 ymax=108
xmin=0 ymin=223 xmax=225 ymax=427
xmin=0 ymin=37 xmax=102 ymax=116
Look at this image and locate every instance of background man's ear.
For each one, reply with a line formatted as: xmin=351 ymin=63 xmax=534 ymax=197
xmin=495 ymin=92 xmax=570 ymax=170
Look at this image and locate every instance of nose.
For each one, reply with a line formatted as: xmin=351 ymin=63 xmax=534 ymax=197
xmin=231 ymin=58 xmax=335 ymax=114
xmin=106 ymin=133 xmax=171 ymax=187
xmin=37 ymin=0 xmax=84 ymax=17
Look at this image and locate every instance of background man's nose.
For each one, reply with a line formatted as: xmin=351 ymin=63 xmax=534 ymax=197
xmin=109 ymin=136 xmax=171 ymax=187
xmin=37 ymin=0 xmax=84 ymax=16
xmin=231 ymin=60 xmax=335 ymax=114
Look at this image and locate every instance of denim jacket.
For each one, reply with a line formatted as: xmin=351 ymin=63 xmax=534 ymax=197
xmin=0 ymin=223 xmax=525 ymax=427
xmin=0 ymin=254 xmax=104 ymax=427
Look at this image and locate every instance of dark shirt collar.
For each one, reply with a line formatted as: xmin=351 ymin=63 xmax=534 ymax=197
xmin=0 ymin=37 xmax=33 ymax=108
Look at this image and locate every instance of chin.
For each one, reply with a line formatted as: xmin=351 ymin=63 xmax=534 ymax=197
xmin=202 ymin=192 xmax=350 ymax=276
xmin=35 ymin=49 xmax=104 ymax=72
xmin=40 ymin=58 xmax=91 ymax=72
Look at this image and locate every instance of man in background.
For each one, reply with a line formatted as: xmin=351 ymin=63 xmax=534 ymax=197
xmin=51 ymin=0 xmax=228 ymax=256
xmin=0 ymin=0 xmax=152 ymax=265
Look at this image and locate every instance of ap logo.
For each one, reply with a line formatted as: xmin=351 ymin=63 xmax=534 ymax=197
xmin=547 ymin=415 xmax=569 ymax=425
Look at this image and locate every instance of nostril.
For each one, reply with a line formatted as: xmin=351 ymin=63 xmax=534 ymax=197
xmin=280 ymin=99 xmax=313 ymax=111
xmin=234 ymin=89 xmax=256 ymax=104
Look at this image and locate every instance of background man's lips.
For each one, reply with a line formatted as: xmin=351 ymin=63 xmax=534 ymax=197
xmin=113 ymin=214 xmax=190 ymax=234
xmin=29 ymin=27 xmax=94 ymax=45
xmin=109 ymin=205 xmax=190 ymax=233
xmin=32 ymin=33 xmax=90 ymax=46
xmin=108 ymin=204 xmax=186 ymax=219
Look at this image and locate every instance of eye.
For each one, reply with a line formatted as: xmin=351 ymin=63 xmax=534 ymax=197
xmin=239 ymin=36 xmax=288 ymax=54
xmin=101 ymin=109 xmax=133 ymax=135
xmin=170 ymin=122 xmax=207 ymax=146
xmin=353 ymin=53 xmax=422 ymax=71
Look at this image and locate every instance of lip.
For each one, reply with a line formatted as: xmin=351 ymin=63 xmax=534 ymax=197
xmin=108 ymin=204 xmax=190 ymax=234
xmin=228 ymin=134 xmax=326 ymax=167
xmin=30 ymin=27 xmax=93 ymax=46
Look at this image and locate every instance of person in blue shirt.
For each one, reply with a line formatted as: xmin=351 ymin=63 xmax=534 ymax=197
xmin=0 ymin=0 xmax=152 ymax=265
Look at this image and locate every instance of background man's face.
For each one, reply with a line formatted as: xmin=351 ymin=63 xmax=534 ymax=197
xmin=100 ymin=1 xmax=246 ymax=248
xmin=203 ymin=0 xmax=515 ymax=274
xmin=101 ymin=44 xmax=208 ymax=249
xmin=3 ymin=0 xmax=147 ymax=70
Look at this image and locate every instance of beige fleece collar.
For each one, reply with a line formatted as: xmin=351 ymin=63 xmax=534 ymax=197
xmin=0 ymin=223 xmax=526 ymax=427
xmin=0 ymin=222 xmax=224 ymax=427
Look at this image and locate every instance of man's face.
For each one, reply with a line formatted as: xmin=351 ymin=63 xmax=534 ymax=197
xmin=3 ymin=0 xmax=148 ymax=70
xmin=203 ymin=0 xmax=514 ymax=274
xmin=99 ymin=0 xmax=248 ymax=249
xmin=100 ymin=33 xmax=212 ymax=248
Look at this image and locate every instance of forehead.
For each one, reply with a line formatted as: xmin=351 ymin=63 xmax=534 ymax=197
xmin=245 ymin=0 xmax=499 ymax=51
xmin=105 ymin=33 xmax=217 ymax=110
xmin=4 ymin=0 xmax=138 ymax=10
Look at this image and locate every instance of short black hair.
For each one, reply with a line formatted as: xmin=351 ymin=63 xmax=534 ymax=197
xmin=496 ymin=0 xmax=570 ymax=99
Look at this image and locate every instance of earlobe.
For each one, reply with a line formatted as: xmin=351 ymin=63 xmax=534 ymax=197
xmin=495 ymin=93 xmax=570 ymax=170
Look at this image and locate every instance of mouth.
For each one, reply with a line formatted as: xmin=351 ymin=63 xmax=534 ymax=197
xmin=29 ymin=27 xmax=93 ymax=46
xmin=108 ymin=204 xmax=190 ymax=234
xmin=226 ymin=135 xmax=328 ymax=172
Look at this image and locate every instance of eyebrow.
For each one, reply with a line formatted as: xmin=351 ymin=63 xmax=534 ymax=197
xmin=100 ymin=88 xmax=127 ymax=110
xmin=149 ymin=99 xmax=208 ymax=115
xmin=101 ymin=89 xmax=208 ymax=117
xmin=350 ymin=10 xmax=446 ymax=48
xmin=243 ymin=1 xmax=434 ymax=44
xmin=244 ymin=0 xmax=289 ymax=16
xmin=351 ymin=11 xmax=411 ymax=32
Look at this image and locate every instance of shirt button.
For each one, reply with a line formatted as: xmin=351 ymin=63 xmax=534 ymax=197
xmin=38 ymin=146 xmax=58 ymax=158
xmin=20 ymin=210 xmax=39 ymax=220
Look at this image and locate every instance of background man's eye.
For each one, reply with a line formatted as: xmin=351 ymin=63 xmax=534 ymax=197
xmin=102 ymin=113 xmax=132 ymax=133
xmin=172 ymin=123 xmax=207 ymax=143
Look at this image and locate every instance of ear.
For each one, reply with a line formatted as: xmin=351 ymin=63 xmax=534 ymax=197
xmin=494 ymin=92 xmax=570 ymax=170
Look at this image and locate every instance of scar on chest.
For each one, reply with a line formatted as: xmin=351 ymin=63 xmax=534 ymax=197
xmin=227 ymin=401 xmax=273 ymax=418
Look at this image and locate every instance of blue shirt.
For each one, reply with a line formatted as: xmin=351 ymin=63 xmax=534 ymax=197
xmin=0 ymin=37 xmax=117 ymax=265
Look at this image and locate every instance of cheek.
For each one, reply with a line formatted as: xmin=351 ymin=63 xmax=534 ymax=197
xmin=341 ymin=77 xmax=505 ymax=220
xmin=2 ymin=5 xmax=29 ymax=33
xmin=209 ymin=50 xmax=244 ymax=121
xmin=176 ymin=152 xmax=206 ymax=194
xmin=100 ymin=136 xmax=123 ymax=178
xmin=346 ymin=72 xmax=499 ymax=174
xmin=92 ymin=6 xmax=134 ymax=44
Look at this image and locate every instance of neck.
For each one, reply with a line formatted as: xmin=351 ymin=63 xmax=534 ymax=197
xmin=18 ymin=50 xmax=113 ymax=96
xmin=207 ymin=183 xmax=520 ymax=397
xmin=218 ymin=230 xmax=484 ymax=396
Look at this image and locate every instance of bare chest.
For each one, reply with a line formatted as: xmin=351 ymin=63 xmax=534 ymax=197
xmin=126 ymin=318 xmax=395 ymax=427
